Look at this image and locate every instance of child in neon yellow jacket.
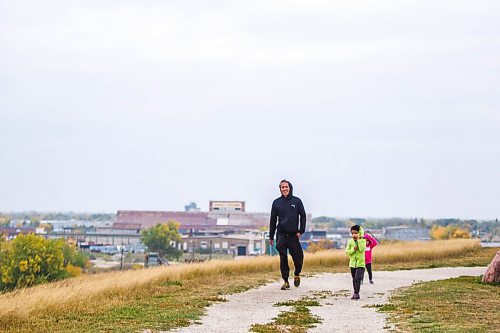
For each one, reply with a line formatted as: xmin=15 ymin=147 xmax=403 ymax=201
xmin=345 ymin=225 xmax=366 ymax=300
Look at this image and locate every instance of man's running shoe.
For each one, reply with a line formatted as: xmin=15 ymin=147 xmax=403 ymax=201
xmin=293 ymin=275 xmax=301 ymax=287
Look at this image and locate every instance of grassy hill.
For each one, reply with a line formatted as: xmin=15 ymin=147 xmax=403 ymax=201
xmin=0 ymin=239 xmax=496 ymax=333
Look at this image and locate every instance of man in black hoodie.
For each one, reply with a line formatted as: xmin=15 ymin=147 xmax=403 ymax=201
xmin=269 ymin=179 xmax=306 ymax=290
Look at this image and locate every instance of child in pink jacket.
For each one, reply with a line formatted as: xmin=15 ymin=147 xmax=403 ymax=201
xmin=363 ymin=232 xmax=378 ymax=284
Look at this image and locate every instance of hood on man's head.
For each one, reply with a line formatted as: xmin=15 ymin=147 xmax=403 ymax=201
xmin=279 ymin=179 xmax=293 ymax=197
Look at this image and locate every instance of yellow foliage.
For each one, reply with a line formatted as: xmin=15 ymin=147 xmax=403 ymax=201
xmin=0 ymin=234 xmax=88 ymax=290
xmin=431 ymin=225 xmax=471 ymax=240
xmin=430 ymin=226 xmax=447 ymax=240
xmin=452 ymin=228 xmax=471 ymax=239
xmin=65 ymin=264 xmax=82 ymax=277
xmin=306 ymin=239 xmax=334 ymax=253
xmin=18 ymin=260 xmax=28 ymax=272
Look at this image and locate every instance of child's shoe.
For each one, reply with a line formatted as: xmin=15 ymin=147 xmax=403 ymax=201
xmin=369 ymin=280 xmax=374 ymax=284
xmin=354 ymin=293 xmax=360 ymax=300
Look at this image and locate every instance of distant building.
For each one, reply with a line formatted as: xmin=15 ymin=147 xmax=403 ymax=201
xmin=111 ymin=205 xmax=313 ymax=256
xmin=327 ymin=228 xmax=352 ymax=248
xmin=185 ymin=202 xmax=200 ymax=212
xmin=180 ymin=231 xmax=265 ymax=256
xmin=301 ymin=230 xmax=328 ymax=249
xmin=0 ymin=226 xmax=36 ymax=240
xmin=46 ymin=228 xmax=142 ymax=246
xmin=209 ymin=200 xmax=245 ymax=212
xmin=115 ymin=209 xmax=312 ymax=233
xmin=383 ymin=226 xmax=430 ymax=241
xmin=115 ymin=210 xmax=216 ymax=231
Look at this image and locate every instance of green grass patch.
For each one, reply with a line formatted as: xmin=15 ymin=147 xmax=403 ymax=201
xmin=251 ymin=296 xmax=322 ymax=333
xmin=311 ymin=290 xmax=333 ymax=298
xmin=382 ymin=276 xmax=500 ymax=333
xmin=363 ymin=303 xmax=396 ymax=311
xmin=274 ymin=297 xmax=320 ymax=307
xmin=378 ymin=304 xmax=397 ymax=311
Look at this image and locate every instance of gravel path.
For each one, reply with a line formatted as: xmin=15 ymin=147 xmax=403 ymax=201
xmin=168 ymin=266 xmax=485 ymax=333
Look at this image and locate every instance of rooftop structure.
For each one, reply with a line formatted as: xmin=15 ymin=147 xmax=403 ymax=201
xmin=184 ymin=202 xmax=200 ymax=212
xmin=115 ymin=210 xmax=216 ymax=230
xmin=209 ymin=200 xmax=245 ymax=212
xmin=116 ymin=209 xmax=312 ymax=232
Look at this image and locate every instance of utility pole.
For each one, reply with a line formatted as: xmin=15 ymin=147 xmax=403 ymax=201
xmin=209 ymin=239 xmax=212 ymax=260
xmin=120 ymin=243 xmax=124 ymax=270
xmin=191 ymin=240 xmax=195 ymax=259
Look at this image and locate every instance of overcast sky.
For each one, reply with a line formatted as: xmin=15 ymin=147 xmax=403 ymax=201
xmin=1 ymin=1 xmax=499 ymax=219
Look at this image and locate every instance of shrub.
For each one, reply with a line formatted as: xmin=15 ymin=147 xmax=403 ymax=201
xmin=65 ymin=264 xmax=82 ymax=277
xmin=430 ymin=225 xmax=471 ymax=240
xmin=0 ymin=234 xmax=66 ymax=289
xmin=0 ymin=234 xmax=89 ymax=291
xmin=306 ymin=239 xmax=335 ymax=253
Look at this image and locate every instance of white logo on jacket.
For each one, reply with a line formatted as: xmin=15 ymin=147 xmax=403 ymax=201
xmin=291 ymin=204 xmax=296 ymax=208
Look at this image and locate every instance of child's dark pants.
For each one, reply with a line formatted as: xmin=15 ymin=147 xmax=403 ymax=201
xmin=350 ymin=267 xmax=365 ymax=293
xmin=366 ymin=263 xmax=373 ymax=280
xmin=276 ymin=233 xmax=304 ymax=281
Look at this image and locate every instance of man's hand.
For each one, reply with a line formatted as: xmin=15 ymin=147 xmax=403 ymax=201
xmin=296 ymin=233 xmax=302 ymax=238
xmin=270 ymin=239 xmax=274 ymax=246
xmin=354 ymin=246 xmax=358 ymax=251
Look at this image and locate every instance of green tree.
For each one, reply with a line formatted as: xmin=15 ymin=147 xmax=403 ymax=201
xmin=29 ymin=216 xmax=41 ymax=228
xmin=0 ymin=214 xmax=10 ymax=226
xmin=62 ymin=239 xmax=89 ymax=268
xmin=141 ymin=222 xmax=182 ymax=260
xmin=40 ymin=223 xmax=54 ymax=233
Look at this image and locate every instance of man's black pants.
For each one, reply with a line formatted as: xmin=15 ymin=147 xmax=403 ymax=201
xmin=276 ymin=233 xmax=304 ymax=281
xmin=350 ymin=267 xmax=365 ymax=294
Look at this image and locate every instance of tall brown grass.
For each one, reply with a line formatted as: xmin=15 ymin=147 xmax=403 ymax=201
xmin=0 ymin=239 xmax=480 ymax=323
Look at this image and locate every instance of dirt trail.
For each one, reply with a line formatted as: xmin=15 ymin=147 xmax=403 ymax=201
xmin=167 ymin=267 xmax=485 ymax=333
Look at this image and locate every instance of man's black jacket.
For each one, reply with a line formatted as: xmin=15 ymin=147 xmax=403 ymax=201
xmin=269 ymin=194 xmax=306 ymax=240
